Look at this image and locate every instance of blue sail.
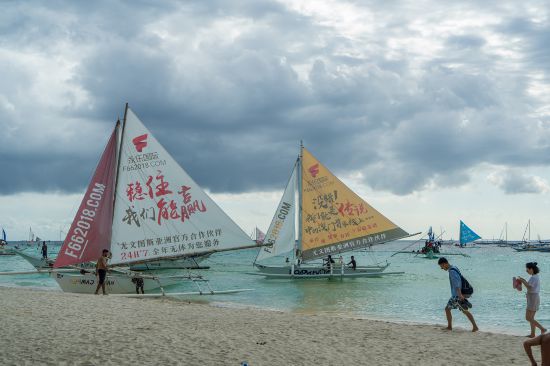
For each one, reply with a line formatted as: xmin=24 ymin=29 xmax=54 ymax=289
xmin=428 ymin=226 xmax=435 ymax=242
xmin=2 ymin=228 xmax=6 ymax=241
xmin=460 ymin=220 xmax=481 ymax=245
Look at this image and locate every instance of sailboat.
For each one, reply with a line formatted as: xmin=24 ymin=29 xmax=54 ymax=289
xmin=513 ymin=220 xmax=550 ymax=252
xmin=251 ymin=145 xmax=414 ymax=278
xmin=52 ymin=104 xmax=261 ymax=294
xmin=392 ymin=226 xmax=469 ymax=259
xmin=0 ymin=228 xmax=14 ymax=255
xmin=458 ymin=220 xmax=481 ymax=247
xmin=27 ymin=227 xmax=34 ymax=246
xmin=251 ymin=227 xmax=266 ymax=244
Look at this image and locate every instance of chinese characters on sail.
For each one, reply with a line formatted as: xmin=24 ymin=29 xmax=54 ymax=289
xmin=122 ymin=170 xmax=207 ymax=227
xmin=116 ymin=229 xmax=223 ymax=261
xmin=304 ymin=188 xmax=378 ymax=244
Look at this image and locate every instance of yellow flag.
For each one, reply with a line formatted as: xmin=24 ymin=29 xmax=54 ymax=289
xmin=300 ymin=148 xmax=408 ymax=261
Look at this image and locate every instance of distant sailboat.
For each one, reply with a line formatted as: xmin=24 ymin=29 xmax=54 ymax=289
xmin=28 ymin=227 xmax=34 ymax=246
xmin=513 ymin=220 xmax=550 ymax=252
xmin=251 ymin=227 xmax=265 ymax=244
xmin=251 ymin=145 xmax=414 ymax=278
xmin=0 ymin=228 xmax=14 ymax=255
xmin=392 ymin=226 xmax=469 ymax=259
xmin=459 ymin=220 xmax=481 ymax=247
xmin=53 ymin=105 xmax=260 ymax=294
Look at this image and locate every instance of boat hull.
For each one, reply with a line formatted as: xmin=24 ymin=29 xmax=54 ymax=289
xmin=513 ymin=247 xmax=550 ymax=252
xmin=250 ymin=263 xmax=394 ymax=278
xmin=14 ymin=250 xmax=96 ymax=270
xmin=54 ymin=272 xmax=181 ymax=294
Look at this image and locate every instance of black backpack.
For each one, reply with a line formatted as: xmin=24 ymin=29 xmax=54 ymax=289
xmin=449 ymin=267 xmax=474 ymax=296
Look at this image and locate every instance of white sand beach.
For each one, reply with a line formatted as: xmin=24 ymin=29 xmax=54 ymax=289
xmin=0 ymin=287 xmax=532 ymax=365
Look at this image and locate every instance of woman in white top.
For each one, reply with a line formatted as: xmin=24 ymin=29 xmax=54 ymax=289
xmin=518 ymin=262 xmax=546 ymax=338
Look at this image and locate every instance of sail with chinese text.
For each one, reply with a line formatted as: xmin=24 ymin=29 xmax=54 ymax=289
xmin=54 ymin=124 xmax=119 ymax=268
xmin=300 ymin=148 xmax=408 ymax=261
xmin=110 ymin=108 xmax=256 ymax=265
xmin=255 ymin=163 xmax=297 ymax=262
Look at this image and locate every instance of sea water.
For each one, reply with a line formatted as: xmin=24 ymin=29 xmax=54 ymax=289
xmin=1 ymin=240 xmax=548 ymax=335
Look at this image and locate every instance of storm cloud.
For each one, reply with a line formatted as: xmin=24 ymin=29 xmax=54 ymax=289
xmin=1 ymin=0 xmax=549 ymax=196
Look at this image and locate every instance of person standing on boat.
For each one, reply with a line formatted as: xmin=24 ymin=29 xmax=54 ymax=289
xmin=438 ymin=257 xmax=479 ymax=332
xmin=41 ymin=241 xmax=48 ymax=259
xmin=518 ymin=262 xmax=546 ymax=338
xmin=324 ymin=255 xmax=335 ymax=270
xmin=347 ymin=256 xmax=357 ymax=270
xmin=94 ymin=249 xmax=109 ymax=295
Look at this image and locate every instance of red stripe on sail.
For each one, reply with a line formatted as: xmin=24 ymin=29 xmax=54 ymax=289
xmin=54 ymin=127 xmax=118 ymax=268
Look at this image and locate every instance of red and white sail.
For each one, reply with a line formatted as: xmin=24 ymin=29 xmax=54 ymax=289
xmin=109 ymin=108 xmax=256 ymax=265
xmin=54 ymin=125 xmax=118 ymax=268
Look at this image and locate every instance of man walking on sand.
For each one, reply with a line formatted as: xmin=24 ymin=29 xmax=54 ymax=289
xmin=94 ymin=249 xmax=109 ymax=295
xmin=438 ymin=257 xmax=479 ymax=332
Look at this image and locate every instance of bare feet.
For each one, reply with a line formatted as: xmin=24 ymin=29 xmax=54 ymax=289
xmin=472 ymin=327 xmax=479 ymax=332
xmin=444 ymin=326 xmax=452 ymax=331
xmin=526 ymin=334 xmax=536 ymax=338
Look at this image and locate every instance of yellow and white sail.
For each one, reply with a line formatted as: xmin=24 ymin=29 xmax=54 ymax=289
xmin=299 ymin=148 xmax=408 ymax=261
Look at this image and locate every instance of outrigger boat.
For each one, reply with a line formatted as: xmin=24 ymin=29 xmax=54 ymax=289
xmin=393 ymin=227 xmax=470 ymax=259
xmin=250 ymin=144 xmax=418 ymax=279
xmin=50 ymin=104 xmax=261 ymax=295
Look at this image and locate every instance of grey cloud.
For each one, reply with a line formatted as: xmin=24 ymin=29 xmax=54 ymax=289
xmin=1 ymin=0 xmax=549 ymax=197
xmin=445 ymin=35 xmax=486 ymax=50
xmin=489 ymin=169 xmax=548 ymax=194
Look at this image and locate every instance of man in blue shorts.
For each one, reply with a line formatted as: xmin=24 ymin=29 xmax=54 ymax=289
xmin=438 ymin=257 xmax=479 ymax=332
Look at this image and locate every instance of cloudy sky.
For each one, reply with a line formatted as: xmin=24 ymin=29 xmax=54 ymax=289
xmin=1 ymin=0 xmax=549 ymax=241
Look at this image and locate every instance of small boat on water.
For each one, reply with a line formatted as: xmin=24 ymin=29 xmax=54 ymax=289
xmin=513 ymin=242 xmax=550 ymax=252
xmin=393 ymin=226 xmax=469 ymax=259
xmin=0 ymin=228 xmax=15 ymax=256
xmin=250 ymin=144 xmax=417 ymax=279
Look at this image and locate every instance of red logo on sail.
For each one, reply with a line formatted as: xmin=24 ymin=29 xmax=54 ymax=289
xmin=132 ymin=134 xmax=148 ymax=152
xmin=308 ymin=164 xmax=320 ymax=178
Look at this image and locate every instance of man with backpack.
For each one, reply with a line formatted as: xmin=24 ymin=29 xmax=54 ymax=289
xmin=438 ymin=257 xmax=479 ymax=332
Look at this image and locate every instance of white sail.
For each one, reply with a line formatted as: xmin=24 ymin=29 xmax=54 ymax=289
xmin=110 ymin=108 xmax=255 ymax=265
xmin=255 ymin=163 xmax=297 ymax=262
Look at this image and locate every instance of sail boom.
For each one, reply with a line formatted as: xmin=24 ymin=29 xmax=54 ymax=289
xmin=116 ymin=242 xmax=265 ymax=266
xmin=301 ymin=227 xmax=410 ymax=262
